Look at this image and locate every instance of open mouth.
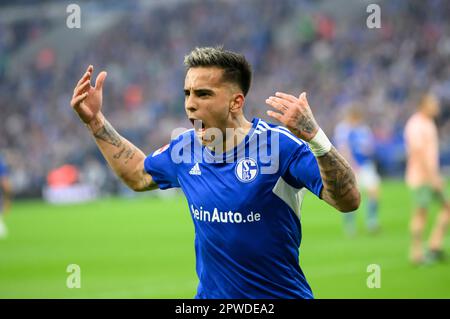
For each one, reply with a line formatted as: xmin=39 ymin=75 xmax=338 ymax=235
xmin=189 ymin=118 xmax=206 ymax=132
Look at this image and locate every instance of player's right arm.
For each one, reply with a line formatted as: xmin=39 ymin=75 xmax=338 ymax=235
xmin=266 ymin=92 xmax=360 ymax=212
xmin=70 ymin=65 xmax=158 ymax=192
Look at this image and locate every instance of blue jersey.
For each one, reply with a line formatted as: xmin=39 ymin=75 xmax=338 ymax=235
xmin=0 ymin=156 xmax=7 ymax=209
xmin=334 ymin=122 xmax=375 ymax=166
xmin=144 ymin=118 xmax=323 ymax=299
xmin=0 ymin=158 xmax=6 ymax=178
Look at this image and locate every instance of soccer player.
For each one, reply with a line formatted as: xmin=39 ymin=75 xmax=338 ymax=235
xmin=334 ymin=107 xmax=381 ymax=236
xmin=0 ymin=154 xmax=11 ymax=239
xmin=70 ymin=47 xmax=360 ymax=298
xmin=404 ymin=93 xmax=450 ymax=265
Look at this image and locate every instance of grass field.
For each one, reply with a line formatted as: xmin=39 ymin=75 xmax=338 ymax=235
xmin=1 ymin=179 xmax=449 ymax=299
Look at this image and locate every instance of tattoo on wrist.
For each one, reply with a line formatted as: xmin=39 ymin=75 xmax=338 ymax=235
xmin=93 ymin=120 xmax=122 ymax=147
xmin=296 ymin=113 xmax=317 ymax=135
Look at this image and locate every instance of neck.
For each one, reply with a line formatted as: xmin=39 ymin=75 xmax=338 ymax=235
xmin=209 ymin=116 xmax=253 ymax=153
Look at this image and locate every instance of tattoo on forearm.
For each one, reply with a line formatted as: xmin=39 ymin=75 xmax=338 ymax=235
xmin=94 ymin=120 xmax=122 ymax=147
xmin=124 ymin=148 xmax=136 ymax=164
xmin=113 ymin=146 xmax=137 ymax=164
xmin=113 ymin=147 xmax=125 ymax=159
xmin=90 ymin=119 xmax=152 ymax=191
xmin=95 ymin=119 xmax=137 ymax=165
xmin=317 ymin=147 xmax=357 ymax=203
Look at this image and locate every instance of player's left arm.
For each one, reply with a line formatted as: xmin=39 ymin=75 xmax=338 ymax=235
xmin=266 ymin=92 xmax=360 ymax=212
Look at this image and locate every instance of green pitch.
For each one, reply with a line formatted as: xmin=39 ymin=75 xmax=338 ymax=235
xmin=1 ymin=180 xmax=449 ymax=298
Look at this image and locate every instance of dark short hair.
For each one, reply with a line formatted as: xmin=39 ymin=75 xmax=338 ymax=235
xmin=347 ymin=104 xmax=363 ymax=121
xmin=184 ymin=46 xmax=252 ymax=96
xmin=418 ymin=92 xmax=438 ymax=110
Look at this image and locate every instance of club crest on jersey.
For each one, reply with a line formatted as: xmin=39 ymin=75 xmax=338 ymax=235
xmin=235 ymin=158 xmax=258 ymax=183
xmin=152 ymin=144 xmax=169 ymax=157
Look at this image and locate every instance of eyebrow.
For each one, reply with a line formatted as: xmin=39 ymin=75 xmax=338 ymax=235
xmin=183 ymin=88 xmax=215 ymax=95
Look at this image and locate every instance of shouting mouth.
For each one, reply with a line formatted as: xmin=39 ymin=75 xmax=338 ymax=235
xmin=189 ymin=118 xmax=206 ymax=134
xmin=189 ymin=118 xmax=218 ymax=145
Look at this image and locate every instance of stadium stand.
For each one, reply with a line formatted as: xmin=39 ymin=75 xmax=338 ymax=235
xmin=1 ymin=0 xmax=450 ymax=197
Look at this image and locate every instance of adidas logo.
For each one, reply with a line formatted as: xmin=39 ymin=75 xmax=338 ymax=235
xmin=189 ymin=163 xmax=201 ymax=175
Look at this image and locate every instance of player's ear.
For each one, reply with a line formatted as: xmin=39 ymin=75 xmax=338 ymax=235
xmin=230 ymin=93 xmax=245 ymax=113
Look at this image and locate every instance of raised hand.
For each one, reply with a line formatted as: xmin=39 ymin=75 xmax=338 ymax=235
xmin=266 ymin=92 xmax=319 ymax=142
xmin=70 ymin=65 xmax=107 ymax=124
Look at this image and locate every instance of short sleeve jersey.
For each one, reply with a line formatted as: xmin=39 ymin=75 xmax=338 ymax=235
xmin=145 ymin=118 xmax=323 ymax=298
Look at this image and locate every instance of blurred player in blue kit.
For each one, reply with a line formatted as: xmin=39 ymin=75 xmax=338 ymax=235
xmin=0 ymin=154 xmax=11 ymax=239
xmin=70 ymin=47 xmax=360 ymax=298
xmin=334 ymin=108 xmax=381 ymax=236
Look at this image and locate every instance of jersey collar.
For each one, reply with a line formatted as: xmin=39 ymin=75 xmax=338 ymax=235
xmin=198 ymin=118 xmax=260 ymax=163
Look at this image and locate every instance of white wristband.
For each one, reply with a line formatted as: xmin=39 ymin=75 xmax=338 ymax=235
xmin=307 ymin=128 xmax=332 ymax=157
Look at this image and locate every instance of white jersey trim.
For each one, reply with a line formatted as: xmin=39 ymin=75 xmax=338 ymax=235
xmin=272 ymin=176 xmax=306 ymax=221
xmin=257 ymin=121 xmax=304 ymax=147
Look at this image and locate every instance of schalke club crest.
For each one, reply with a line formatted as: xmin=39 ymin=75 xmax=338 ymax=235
xmin=235 ymin=158 xmax=258 ymax=183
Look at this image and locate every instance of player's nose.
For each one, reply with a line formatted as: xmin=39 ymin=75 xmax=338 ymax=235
xmin=185 ymin=97 xmax=198 ymax=112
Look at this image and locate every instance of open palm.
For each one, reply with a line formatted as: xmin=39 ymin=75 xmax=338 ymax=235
xmin=70 ymin=65 xmax=107 ymax=124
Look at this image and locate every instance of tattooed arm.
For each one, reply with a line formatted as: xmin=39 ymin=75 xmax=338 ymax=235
xmin=87 ymin=113 xmax=158 ymax=191
xmin=266 ymin=91 xmax=360 ymax=212
xmin=315 ymin=147 xmax=360 ymax=212
xmin=70 ymin=65 xmax=157 ymax=192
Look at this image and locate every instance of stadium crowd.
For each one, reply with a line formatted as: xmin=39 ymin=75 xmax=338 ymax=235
xmin=1 ymin=0 xmax=450 ymax=197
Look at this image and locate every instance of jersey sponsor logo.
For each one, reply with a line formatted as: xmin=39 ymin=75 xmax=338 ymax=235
xmin=235 ymin=158 xmax=258 ymax=183
xmin=152 ymin=144 xmax=169 ymax=157
xmin=190 ymin=205 xmax=261 ymax=224
xmin=189 ymin=163 xmax=202 ymax=175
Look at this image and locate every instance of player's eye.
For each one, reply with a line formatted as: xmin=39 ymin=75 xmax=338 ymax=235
xmin=184 ymin=90 xmax=190 ymax=97
xmin=197 ymin=91 xmax=211 ymax=98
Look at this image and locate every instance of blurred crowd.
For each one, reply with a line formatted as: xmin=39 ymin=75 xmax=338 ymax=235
xmin=1 ymin=0 xmax=450 ymax=197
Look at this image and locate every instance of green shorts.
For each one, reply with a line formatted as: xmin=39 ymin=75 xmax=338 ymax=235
xmin=412 ymin=185 xmax=448 ymax=209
